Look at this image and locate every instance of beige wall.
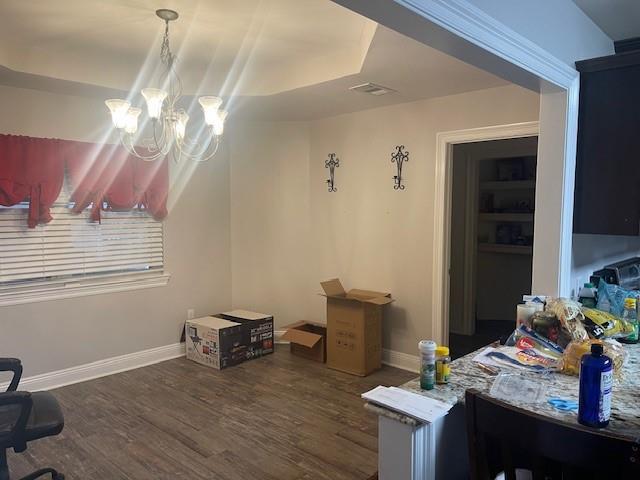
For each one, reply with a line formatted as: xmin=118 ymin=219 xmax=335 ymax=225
xmin=0 ymin=85 xmax=231 ymax=377
xmin=230 ymin=84 xmax=539 ymax=356
xmin=0 ymin=82 xmax=538 ymax=378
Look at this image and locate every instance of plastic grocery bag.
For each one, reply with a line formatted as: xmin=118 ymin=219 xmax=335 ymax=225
xmin=597 ymin=281 xmax=640 ymax=316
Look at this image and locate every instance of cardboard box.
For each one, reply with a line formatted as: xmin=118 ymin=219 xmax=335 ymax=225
xmin=185 ymin=310 xmax=274 ymax=370
xmin=320 ymin=278 xmax=393 ymax=376
xmin=282 ymin=321 xmax=327 ymax=363
xmin=215 ymin=309 xmax=274 ymax=361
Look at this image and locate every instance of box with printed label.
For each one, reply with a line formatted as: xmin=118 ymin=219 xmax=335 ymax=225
xmin=320 ymin=279 xmax=393 ymax=376
xmin=214 ymin=310 xmax=274 ymax=361
xmin=185 ymin=310 xmax=274 ymax=370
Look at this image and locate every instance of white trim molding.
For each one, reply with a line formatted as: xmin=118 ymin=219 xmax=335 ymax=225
xmin=0 ymin=343 xmax=185 ymax=392
xmin=274 ymin=330 xmax=287 ymax=344
xmin=393 ymin=0 xmax=577 ymax=88
xmin=382 ymin=348 xmax=420 ymax=373
xmin=432 ymin=122 xmax=540 ymax=345
xmin=0 ymin=272 xmax=171 ymax=307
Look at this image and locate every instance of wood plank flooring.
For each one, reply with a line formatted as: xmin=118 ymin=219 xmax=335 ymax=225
xmin=8 ymin=345 xmax=415 ymax=480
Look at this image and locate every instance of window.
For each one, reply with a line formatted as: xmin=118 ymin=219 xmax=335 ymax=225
xmin=0 ymin=180 xmax=168 ymax=305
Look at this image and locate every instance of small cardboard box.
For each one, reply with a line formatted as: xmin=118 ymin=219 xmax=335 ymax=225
xmin=282 ymin=321 xmax=327 ymax=363
xmin=320 ymin=278 xmax=393 ymax=376
xmin=185 ymin=310 xmax=274 ymax=370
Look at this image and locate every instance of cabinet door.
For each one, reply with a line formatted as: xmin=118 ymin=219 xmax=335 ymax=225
xmin=574 ymin=65 xmax=640 ymax=235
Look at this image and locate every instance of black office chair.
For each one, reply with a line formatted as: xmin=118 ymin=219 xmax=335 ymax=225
xmin=0 ymin=359 xmax=64 ymax=480
xmin=465 ymin=388 xmax=640 ymax=480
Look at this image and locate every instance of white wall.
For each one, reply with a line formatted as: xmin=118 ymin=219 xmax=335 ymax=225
xmin=230 ymin=84 xmax=539 ymax=356
xmin=229 ymin=122 xmax=313 ymax=323
xmin=0 ymin=85 xmax=231 ymax=377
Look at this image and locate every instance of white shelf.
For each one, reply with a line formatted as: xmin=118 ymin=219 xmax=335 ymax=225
xmin=478 ymin=243 xmax=533 ymax=255
xmin=480 ymin=180 xmax=536 ymax=191
xmin=478 ymin=213 xmax=534 ymax=222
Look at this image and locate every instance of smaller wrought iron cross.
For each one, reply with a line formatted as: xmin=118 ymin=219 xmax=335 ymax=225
xmin=325 ymin=153 xmax=340 ymax=192
xmin=391 ymin=145 xmax=409 ymax=190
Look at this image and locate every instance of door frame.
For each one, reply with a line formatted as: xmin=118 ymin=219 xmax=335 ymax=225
xmin=432 ymin=122 xmax=539 ymax=345
xmin=332 ymin=0 xmax=582 ymax=348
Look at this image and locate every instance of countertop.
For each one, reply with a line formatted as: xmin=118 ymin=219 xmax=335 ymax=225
xmin=366 ymin=343 xmax=640 ymax=441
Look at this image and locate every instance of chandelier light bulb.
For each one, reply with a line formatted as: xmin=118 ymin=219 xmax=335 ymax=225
xmin=198 ymin=96 xmax=223 ymax=125
xmin=142 ymin=88 xmax=168 ymax=119
xmin=213 ymin=110 xmax=228 ymax=136
xmin=105 ymin=99 xmax=131 ymax=129
xmin=175 ymin=110 xmax=189 ymax=140
xmin=124 ymin=107 xmax=142 ymax=134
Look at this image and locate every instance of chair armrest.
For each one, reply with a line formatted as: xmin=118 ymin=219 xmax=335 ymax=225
xmin=0 ymin=391 xmax=32 ymax=453
xmin=0 ymin=358 xmax=22 ymax=391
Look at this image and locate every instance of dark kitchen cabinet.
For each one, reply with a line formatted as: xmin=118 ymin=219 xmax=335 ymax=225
xmin=574 ymin=47 xmax=640 ymax=235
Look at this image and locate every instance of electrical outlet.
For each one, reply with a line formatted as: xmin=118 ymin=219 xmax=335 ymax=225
xmin=187 ymin=308 xmax=195 ymax=320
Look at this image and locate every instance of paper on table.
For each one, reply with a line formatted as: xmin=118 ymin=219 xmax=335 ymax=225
xmin=362 ymin=386 xmax=453 ymax=423
xmin=473 ymin=347 xmax=504 ymax=369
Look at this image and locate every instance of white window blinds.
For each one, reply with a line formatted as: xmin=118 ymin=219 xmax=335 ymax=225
xmin=0 ymin=184 xmax=164 ymax=287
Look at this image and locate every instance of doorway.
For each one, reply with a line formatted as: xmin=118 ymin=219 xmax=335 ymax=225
xmin=448 ymin=136 xmax=538 ymax=358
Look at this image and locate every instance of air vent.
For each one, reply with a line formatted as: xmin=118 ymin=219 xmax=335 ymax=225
xmin=349 ymin=82 xmax=396 ymax=96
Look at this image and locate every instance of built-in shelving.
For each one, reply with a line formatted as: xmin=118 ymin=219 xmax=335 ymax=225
xmin=478 ymin=243 xmax=533 ymax=255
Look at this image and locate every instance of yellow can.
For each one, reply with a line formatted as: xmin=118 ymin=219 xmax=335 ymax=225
xmin=435 ymin=346 xmax=451 ymax=384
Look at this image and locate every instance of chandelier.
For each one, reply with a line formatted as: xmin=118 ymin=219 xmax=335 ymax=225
xmin=104 ymin=9 xmax=227 ymax=162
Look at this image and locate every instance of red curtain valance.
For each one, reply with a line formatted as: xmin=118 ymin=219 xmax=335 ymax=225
xmin=0 ymin=134 xmax=168 ymax=227
xmin=0 ymin=135 xmax=64 ymax=228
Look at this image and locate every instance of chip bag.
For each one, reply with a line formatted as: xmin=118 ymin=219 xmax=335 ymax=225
xmin=582 ymin=307 xmax=635 ymax=338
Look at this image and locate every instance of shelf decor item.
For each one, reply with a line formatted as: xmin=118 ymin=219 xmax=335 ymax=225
xmin=104 ymin=9 xmax=227 ymax=162
xmin=391 ymin=145 xmax=409 ymax=190
xmin=325 ymin=153 xmax=339 ymax=192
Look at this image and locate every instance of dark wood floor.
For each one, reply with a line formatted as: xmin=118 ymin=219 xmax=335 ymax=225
xmin=8 ymin=345 xmax=415 ymax=480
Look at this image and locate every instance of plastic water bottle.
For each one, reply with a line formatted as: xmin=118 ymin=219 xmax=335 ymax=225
xmin=578 ymin=282 xmax=597 ymax=308
xmin=578 ymin=343 xmax=612 ymax=428
xmin=419 ymin=340 xmax=437 ymax=390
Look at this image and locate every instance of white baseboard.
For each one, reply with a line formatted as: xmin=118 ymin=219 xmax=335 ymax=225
xmin=1 ymin=342 xmax=417 ymax=393
xmin=274 ymin=330 xmax=287 ymax=343
xmin=382 ymin=348 xmax=419 ymax=373
xmin=1 ymin=343 xmax=185 ymax=392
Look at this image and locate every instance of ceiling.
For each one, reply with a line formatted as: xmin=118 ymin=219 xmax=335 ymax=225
xmin=0 ymin=0 xmax=509 ymax=120
xmin=574 ymin=0 xmax=640 ymax=41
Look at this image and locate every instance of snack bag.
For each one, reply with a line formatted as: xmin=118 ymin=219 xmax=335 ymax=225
xmin=582 ymin=307 xmax=634 ymax=338
xmin=562 ymin=338 xmax=627 ymax=377
xmin=508 ymin=324 xmax=564 ymax=358
xmin=546 ymin=298 xmax=589 ymax=343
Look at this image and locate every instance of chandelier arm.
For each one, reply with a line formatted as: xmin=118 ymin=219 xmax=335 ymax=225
xmin=152 ymin=119 xmax=164 ymax=153
xmin=175 ymin=132 xmax=220 ymax=162
xmin=120 ymin=131 xmax=164 ymax=161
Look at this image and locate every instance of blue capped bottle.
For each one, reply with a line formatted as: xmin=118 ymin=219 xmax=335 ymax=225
xmin=578 ymin=343 xmax=612 ymax=428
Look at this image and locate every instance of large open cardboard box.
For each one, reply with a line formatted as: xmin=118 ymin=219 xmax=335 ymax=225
xmin=320 ymin=278 xmax=393 ymax=376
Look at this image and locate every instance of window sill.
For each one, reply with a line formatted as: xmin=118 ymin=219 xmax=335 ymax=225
xmin=0 ymin=272 xmax=171 ymax=307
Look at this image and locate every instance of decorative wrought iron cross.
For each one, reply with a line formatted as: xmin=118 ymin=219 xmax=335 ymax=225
xmin=391 ymin=145 xmax=409 ymax=190
xmin=325 ymin=153 xmax=340 ymax=192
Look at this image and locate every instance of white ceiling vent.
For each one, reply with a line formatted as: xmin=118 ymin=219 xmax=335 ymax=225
xmin=349 ymin=82 xmax=396 ymax=96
